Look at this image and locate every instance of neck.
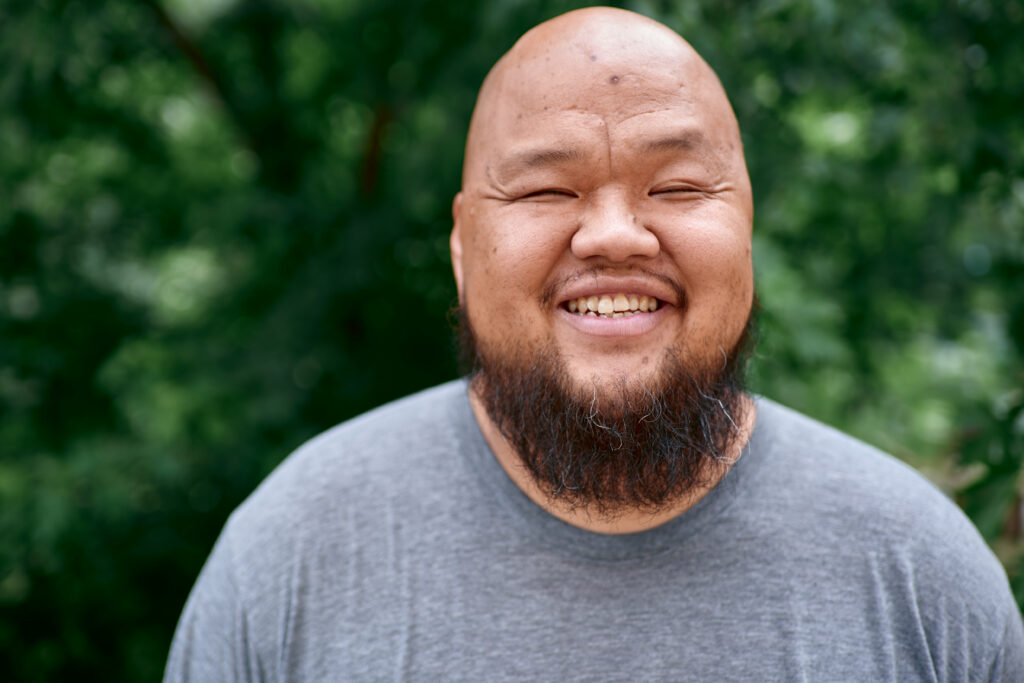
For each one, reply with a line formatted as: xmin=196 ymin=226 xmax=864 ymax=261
xmin=468 ymin=390 xmax=757 ymax=535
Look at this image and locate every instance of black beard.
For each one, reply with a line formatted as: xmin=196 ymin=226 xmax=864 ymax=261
xmin=457 ymin=300 xmax=757 ymax=516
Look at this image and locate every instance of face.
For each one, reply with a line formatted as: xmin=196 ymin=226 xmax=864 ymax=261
xmin=451 ymin=12 xmax=754 ymax=398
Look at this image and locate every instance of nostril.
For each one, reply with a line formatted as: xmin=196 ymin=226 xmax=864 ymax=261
xmin=570 ymin=220 xmax=660 ymax=262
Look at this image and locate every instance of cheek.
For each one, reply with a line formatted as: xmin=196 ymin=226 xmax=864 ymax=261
xmin=655 ymin=205 xmax=753 ymax=352
xmin=657 ymin=204 xmax=752 ymax=297
xmin=466 ymin=208 xmax=573 ymax=292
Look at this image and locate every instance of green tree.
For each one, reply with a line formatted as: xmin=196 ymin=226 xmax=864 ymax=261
xmin=1 ymin=0 xmax=1021 ymax=679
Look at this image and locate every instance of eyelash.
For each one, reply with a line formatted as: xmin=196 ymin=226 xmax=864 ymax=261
xmin=520 ymin=188 xmax=577 ymax=199
xmin=651 ymin=185 xmax=702 ymax=195
xmin=515 ymin=185 xmax=704 ymax=200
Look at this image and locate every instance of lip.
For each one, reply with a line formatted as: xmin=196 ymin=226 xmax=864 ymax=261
xmin=550 ymin=273 xmax=683 ymax=338
xmin=557 ymin=302 xmax=672 ymax=337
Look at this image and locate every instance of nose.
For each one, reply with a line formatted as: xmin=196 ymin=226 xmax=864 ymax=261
xmin=570 ymin=191 xmax=660 ymax=262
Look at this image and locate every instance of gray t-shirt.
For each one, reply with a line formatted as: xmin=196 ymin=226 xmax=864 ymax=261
xmin=165 ymin=381 xmax=1024 ymax=681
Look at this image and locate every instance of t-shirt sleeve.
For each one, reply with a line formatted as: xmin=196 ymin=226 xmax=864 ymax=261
xmin=163 ymin=528 xmax=266 ymax=683
xmin=988 ymin=604 xmax=1024 ymax=683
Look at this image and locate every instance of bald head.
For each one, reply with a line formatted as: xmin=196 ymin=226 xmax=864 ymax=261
xmin=463 ymin=7 xmax=746 ymax=188
xmin=450 ymin=6 xmax=754 ymax=398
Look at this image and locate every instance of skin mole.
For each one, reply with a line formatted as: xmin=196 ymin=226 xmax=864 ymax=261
xmin=609 ymin=74 xmax=620 ymax=84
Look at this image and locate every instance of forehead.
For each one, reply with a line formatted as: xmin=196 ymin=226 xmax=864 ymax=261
xmin=470 ymin=35 xmax=738 ymax=167
xmin=482 ymin=67 xmax=729 ymax=183
xmin=496 ymin=48 xmax=695 ymax=124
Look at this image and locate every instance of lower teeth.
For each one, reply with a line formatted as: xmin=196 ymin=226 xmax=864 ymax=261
xmin=580 ymin=311 xmax=637 ymax=318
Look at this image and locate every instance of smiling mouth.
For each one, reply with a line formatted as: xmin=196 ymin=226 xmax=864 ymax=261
xmin=564 ymin=293 xmax=662 ymax=318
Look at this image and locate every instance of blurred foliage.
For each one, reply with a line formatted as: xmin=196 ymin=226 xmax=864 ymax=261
xmin=0 ymin=0 xmax=1022 ymax=679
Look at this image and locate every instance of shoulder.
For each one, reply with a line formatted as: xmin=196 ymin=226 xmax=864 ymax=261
xmin=285 ymin=378 xmax=471 ymax=476
xmin=217 ymin=379 xmax=473 ymax=588
xmin=750 ymin=398 xmax=1020 ymax=665
xmin=752 ymin=398 xmax=975 ymax=540
xmin=751 ymin=397 xmax=992 ymax=561
xmin=247 ymin=378 xmax=470 ymax=504
xmin=167 ymin=380 xmax=477 ymax=674
xmin=753 ymin=398 xmax=946 ymax=502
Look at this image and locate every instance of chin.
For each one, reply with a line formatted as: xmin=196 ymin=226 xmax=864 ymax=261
xmin=455 ymin=302 xmax=758 ymax=512
xmin=565 ymin=362 xmax=667 ymax=398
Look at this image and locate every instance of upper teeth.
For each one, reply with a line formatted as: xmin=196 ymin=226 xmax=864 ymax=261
xmin=566 ymin=293 xmax=660 ymax=317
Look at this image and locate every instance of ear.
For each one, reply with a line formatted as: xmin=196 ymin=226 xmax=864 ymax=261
xmin=450 ymin=192 xmax=465 ymax=304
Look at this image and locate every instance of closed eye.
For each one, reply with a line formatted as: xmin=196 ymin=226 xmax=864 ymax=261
xmin=518 ymin=188 xmax=578 ymax=200
xmin=650 ymin=185 xmax=703 ymax=196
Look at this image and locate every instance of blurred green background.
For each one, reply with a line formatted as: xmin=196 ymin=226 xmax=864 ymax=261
xmin=1 ymin=0 xmax=1022 ymax=679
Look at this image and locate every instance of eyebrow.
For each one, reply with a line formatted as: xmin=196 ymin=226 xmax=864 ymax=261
xmin=641 ymin=131 xmax=708 ymax=154
xmin=490 ymin=131 xmax=716 ymax=183
xmin=492 ymin=147 xmax=586 ymax=182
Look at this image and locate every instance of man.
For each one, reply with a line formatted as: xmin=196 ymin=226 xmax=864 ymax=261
xmin=165 ymin=7 xmax=1023 ymax=681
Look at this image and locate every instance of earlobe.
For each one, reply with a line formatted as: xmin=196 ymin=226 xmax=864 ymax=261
xmin=450 ymin=193 xmax=465 ymax=304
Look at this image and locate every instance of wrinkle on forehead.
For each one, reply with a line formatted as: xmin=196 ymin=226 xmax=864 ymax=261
xmin=614 ymin=107 xmax=683 ymax=126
